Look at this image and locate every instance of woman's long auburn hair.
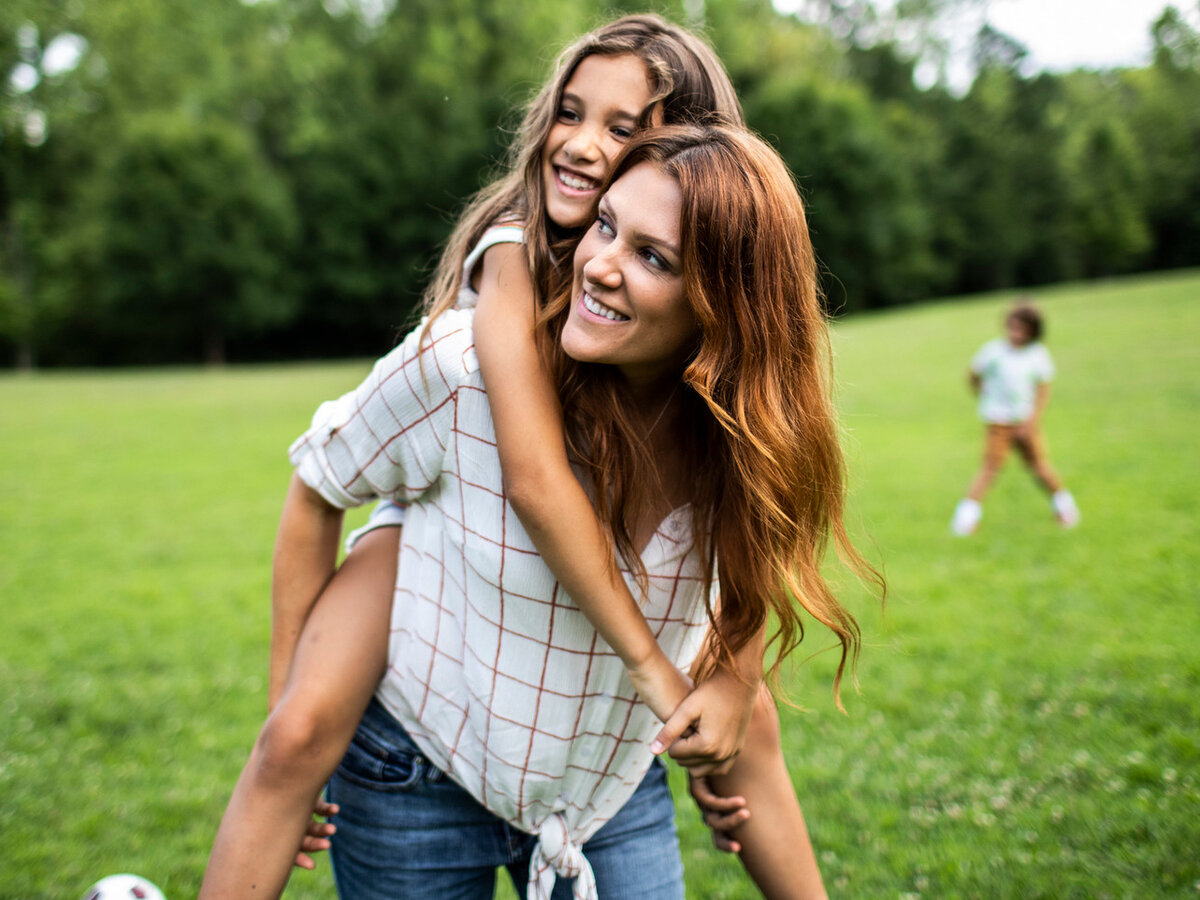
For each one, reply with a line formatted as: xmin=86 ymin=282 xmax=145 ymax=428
xmin=540 ymin=125 xmax=882 ymax=703
xmin=420 ymin=14 xmax=743 ymax=322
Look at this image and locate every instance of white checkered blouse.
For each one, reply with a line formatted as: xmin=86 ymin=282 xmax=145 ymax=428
xmin=288 ymin=232 xmax=712 ymax=898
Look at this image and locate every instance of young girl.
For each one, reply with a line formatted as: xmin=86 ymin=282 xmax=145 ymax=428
xmin=951 ymin=301 xmax=1080 ymax=536
xmin=202 ymin=16 xmax=840 ymax=900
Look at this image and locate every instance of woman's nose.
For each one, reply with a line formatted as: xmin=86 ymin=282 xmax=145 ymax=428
xmin=583 ymin=244 xmax=622 ymax=288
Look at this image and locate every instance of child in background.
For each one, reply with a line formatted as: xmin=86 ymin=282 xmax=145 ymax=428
xmin=201 ymin=16 xmax=832 ymax=900
xmin=951 ymin=302 xmax=1080 ymax=536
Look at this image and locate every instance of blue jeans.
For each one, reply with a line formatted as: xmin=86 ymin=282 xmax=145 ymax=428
xmin=328 ymin=699 xmax=686 ymax=899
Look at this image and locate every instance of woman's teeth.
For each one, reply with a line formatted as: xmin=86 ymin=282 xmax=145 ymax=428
xmin=558 ymin=169 xmax=598 ymax=191
xmin=583 ymin=292 xmax=629 ymax=321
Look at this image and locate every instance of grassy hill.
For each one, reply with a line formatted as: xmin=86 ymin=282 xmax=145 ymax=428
xmin=1 ymin=270 xmax=1196 ymax=899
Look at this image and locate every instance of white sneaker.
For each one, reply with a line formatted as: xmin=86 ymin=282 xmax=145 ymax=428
xmin=951 ymin=498 xmax=982 ymax=536
xmin=1052 ymin=491 xmax=1080 ymax=528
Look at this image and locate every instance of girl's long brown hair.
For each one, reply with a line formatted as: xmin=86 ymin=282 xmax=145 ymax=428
xmin=420 ymin=14 xmax=743 ymax=322
xmin=541 ymin=126 xmax=882 ymax=704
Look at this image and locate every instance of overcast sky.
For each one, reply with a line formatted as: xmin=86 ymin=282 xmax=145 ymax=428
xmin=778 ymin=0 xmax=1199 ymax=89
xmin=986 ymin=0 xmax=1187 ymax=71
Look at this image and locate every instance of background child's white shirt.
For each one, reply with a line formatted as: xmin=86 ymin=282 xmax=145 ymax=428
xmin=971 ymin=338 xmax=1055 ymax=424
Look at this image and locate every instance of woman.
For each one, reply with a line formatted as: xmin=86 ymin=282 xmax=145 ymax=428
xmin=286 ymin=125 xmax=869 ymax=899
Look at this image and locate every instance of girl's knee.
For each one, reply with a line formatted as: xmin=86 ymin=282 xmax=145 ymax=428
xmin=253 ymin=700 xmax=339 ymax=783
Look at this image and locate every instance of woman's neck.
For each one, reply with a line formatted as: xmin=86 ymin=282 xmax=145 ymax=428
xmin=622 ymin=371 xmax=682 ymax=430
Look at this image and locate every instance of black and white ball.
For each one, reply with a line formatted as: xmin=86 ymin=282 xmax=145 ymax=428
xmin=82 ymin=874 xmax=166 ymax=900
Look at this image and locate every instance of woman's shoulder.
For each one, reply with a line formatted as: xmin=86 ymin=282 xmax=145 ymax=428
xmin=394 ymin=308 xmax=481 ymax=387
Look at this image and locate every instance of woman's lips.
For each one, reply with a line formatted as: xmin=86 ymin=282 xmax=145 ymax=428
xmin=580 ymin=291 xmax=630 ymax=322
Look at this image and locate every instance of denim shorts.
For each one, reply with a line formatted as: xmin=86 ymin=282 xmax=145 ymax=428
xmin=327 ymin=698 xmax=685 ymax=899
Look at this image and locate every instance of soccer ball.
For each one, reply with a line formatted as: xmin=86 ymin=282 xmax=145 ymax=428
xmin=81 ymin=874 xmax=166 ymax=900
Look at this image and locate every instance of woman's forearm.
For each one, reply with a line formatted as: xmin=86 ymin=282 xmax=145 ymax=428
xmin=268 ymin=472 xmax=344 ymax=708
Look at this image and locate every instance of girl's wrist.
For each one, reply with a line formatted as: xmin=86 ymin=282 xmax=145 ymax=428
xmin=628 ymin=654 xmax=691 ymax=720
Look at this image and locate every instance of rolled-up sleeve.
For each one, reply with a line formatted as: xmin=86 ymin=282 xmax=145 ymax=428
xmin=288 ymin=309 xmax=476 ymax=509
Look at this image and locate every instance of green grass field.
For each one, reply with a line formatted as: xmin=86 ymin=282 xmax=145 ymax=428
xmin=2 ymin=270 xmax=1197 ymax=900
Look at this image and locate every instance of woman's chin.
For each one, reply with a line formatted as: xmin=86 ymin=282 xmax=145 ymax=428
xmin=561 ymin=342 xmax=600 ymax=364
xmin=560 ymin=323 xmax=607 ymax=365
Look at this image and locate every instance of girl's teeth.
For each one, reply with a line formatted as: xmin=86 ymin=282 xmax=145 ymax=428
xmin=559 ymin=170 xmax=596 ymax=191
xmin=583 ymin=293 xmax=629 ymax=321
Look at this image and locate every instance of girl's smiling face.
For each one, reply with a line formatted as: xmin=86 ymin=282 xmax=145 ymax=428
xmin=562 ymin=161 xmax=698 ymax=388
xmin=541 ymin=54 xmax=655 ymax=230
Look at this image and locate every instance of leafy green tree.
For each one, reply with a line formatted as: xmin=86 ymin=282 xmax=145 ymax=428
xmin=712 ymin=5 xmax=938 ymax=309
xmin=78 ymin=114 xmax=298 ymax=363
xmin=0 ymin=2 xmax=92 ymax=367
xmin=1128 ymin=5 xmax=1200 ymax=269
xmin=3 ymin=0 xmax=1199 ymax=365
xmin=1058 ymin=94 xmax=1150 ymax=276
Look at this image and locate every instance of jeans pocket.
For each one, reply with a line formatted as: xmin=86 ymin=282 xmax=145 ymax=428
xmin=335 ymin=724 xmax=427 ymax=793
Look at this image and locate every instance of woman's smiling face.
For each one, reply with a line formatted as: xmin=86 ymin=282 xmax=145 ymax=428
xmin=562 ymin=161 xmax=698 ymax=387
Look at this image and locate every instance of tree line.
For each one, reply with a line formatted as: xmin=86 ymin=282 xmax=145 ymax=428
xmin=2 ymin=0 xmax=1198 ymax=367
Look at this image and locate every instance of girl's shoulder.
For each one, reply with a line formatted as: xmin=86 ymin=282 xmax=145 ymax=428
xmin=462 ymin=217 xmax=526 ymax=272
xmin=481 ymin=216 xmax=526 ymax=247
xmin=457 ymin=218 xmax=527 ymax=311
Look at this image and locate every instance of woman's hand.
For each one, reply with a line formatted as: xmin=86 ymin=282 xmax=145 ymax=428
xmin=649 ymin=665 xmax=759 ymax=776
xmin=688 ymin=774 xmax=750 ymax=853
xmin=292 ymin=797 xmax=340 ymax=870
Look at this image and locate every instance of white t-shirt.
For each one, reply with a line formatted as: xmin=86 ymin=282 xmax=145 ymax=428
xmin=971 ymin=338 xmax=1055 ymax=424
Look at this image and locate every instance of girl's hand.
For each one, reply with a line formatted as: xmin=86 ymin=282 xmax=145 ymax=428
xmin=649 ymin=665 xmax=758 ymax=776
xmin=688 ymin=774 xmax=750 ymax=853
xmin=292 ymin=798 xmax=340 ymax=870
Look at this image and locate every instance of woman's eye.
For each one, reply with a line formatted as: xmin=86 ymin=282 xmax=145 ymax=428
xmin=557 ymin=107 xmax=581 ymax=122
xmin=595 ymin=215 xmax=614 ymax=236
xmin=641 ymin=248 xmax=667 ymax=270
xmin=611 ymin=126 xmax=633 ymax=139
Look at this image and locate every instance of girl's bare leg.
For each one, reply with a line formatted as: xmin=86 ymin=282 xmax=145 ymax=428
xmin=700 ymin=686 xmax=828 ymax=900
xmin=199 ymin=528 xmax=399 ymax=900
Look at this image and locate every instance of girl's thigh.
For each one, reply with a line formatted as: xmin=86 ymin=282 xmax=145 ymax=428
xmin=504 ymin=760 xmax=685 ymax=900
xmin=274 ymin=528 xmax=398 ymax=739
xmin=327 ymin=701 xmax=514 ymax=900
